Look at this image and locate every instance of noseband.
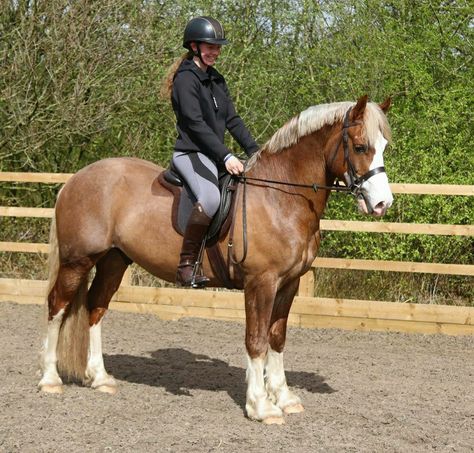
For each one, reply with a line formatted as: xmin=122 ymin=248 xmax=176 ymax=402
xmin=341 ymin=107 xmax=386 ymax=197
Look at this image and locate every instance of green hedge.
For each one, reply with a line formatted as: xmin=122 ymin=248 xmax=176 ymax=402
xmin=1 ymin=0 xmax=472 ymax=301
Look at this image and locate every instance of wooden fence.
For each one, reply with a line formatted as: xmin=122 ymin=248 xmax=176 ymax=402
xmin=1 ymin=172 xmax=473 ymax=335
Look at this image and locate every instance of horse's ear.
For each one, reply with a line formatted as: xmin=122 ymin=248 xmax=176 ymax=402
xmin=379 ymin=97 xmax=391 ymax=114
xmin=352 ymin=94 xmax=368 ymax=121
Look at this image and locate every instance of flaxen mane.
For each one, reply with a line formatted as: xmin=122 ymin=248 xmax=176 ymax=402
xmin=247 ymin=101 xmax=391 ymax=168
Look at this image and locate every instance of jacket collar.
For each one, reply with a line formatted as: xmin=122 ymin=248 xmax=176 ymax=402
xmin=177 ymin=58 xmax=223 ymax=83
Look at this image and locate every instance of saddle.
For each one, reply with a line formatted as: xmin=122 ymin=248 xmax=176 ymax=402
xmin=157 ymin=163 xmax=238 ymax=289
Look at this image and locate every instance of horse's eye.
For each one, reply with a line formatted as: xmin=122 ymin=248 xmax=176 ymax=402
xmin=354 ymin=144 xmax=368 ymax=154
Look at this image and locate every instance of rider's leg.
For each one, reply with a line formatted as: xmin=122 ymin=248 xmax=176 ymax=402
xmin=172 ymin=151 xmax=220 ymax=287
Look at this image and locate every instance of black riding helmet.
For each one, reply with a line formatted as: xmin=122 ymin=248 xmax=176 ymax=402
xmin=183 ymin=16 xmax=229 ymax=49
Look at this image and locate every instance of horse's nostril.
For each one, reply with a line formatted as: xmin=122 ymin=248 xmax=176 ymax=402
xmin=372 ymin=201 xmax=388 ymax=217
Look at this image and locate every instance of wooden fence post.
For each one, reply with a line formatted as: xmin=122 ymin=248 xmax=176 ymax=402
xmin=122 ymin=267 xmax=133 ymax=286
xmin=298 ymin=271 xmax=315 ymax=297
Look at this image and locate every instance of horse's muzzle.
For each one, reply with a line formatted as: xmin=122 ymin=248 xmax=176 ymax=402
xmin=372 ymin=200 xmax=390 ymax=217
xmin=357 ymin=196 xmax=392 ymax=217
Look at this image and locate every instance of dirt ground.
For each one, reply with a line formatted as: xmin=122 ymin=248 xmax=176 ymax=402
xmin=0 ymin=302 xmax=472 ymax=453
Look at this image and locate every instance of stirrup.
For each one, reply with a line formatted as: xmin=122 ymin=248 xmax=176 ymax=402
xmin=176 ymin=272 xmax=209 ymax=288
xmin=189 ymin=234 xmax=209 ymax=288
xmin=190 ymin=259 xmax=209 ymax=288
xmin=190 ymin=274 xmax=210 ymax=289
xmin=176 ymin=262 xmax=210 ymax=289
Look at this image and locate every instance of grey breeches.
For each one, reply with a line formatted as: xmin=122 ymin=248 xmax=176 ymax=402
xmin=172 ymin=151 xmax=221 ymax=218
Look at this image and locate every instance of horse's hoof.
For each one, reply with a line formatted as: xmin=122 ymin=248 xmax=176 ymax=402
xmin=283 ymin=403 xmax=305 ymax=414
xmin=262 ymin=416 xmax=285 ymax=425
xmin=40 ymin=384 xmax=64 ymax=394
xmin=96 ymin=385 xmax=117 ymax=395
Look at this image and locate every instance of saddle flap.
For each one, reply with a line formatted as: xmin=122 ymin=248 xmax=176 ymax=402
xmin=207 ymin=173 xmax=236 ymax=240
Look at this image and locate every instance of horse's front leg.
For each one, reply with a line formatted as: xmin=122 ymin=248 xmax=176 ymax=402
xmin=266 ymin=278 xmax=304 ymax=414
xmin=244 ymin=274 xmax=284 ymax=425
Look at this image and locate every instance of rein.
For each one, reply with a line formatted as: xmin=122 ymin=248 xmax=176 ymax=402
xmin=227 ymin=174 xmax=350 ymax=266
xmin=228 ymin=106 xmax=387 ymax=265
xmin=234 ymin=176 xmax=352 ymax=193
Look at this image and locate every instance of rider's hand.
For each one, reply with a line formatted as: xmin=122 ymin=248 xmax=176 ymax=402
xmin=225 ymin=155 xmax=244 ymax=175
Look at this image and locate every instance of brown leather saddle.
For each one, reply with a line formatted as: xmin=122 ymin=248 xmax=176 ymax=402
xmin=157 ymin=164 xmax=238 ymax=288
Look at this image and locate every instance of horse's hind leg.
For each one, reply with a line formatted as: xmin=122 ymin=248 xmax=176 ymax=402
xmin=266 ymin=278 xmax=304 ymax=414
xmin=39 ymin=258 xmax=94 ymax=393
xmin=85 ymin=248 xmax=130 ymax=394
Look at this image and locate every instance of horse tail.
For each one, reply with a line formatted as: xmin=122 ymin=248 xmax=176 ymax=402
xmin=44 ymin=193 xmax=90 ymax=382
xmin=56 ymin=277 xmax=89 ymax=382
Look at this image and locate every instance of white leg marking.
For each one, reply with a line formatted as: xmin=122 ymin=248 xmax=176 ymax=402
xmin=265 ymin=347 xmax=303 ymax=413
xmin=245 ymin=353 xmax=283 ymax=423
xmin=39 ymin=309 xmax=65 ymax=391
xmin=85 ymin=320 xmax=117 ymax=392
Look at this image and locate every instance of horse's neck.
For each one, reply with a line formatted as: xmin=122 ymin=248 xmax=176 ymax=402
xmin=247 ymin=131 xmax=335 ymax=221
xmin=250 ymin=130 xmax=334 ymax=190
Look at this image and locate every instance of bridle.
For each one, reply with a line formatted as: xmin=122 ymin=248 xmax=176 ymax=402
xmin=228 ymin=106 xmax=387 ymax=264
xmin=340 ymin=107 xmax=386 ymax=198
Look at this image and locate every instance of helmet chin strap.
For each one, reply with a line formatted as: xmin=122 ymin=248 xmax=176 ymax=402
xmin=193 ymin=42 xmax=206 ymax=67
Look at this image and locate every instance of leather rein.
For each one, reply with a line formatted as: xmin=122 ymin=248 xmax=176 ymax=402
xmin=228 ymin=106 xmax=387 ymax=265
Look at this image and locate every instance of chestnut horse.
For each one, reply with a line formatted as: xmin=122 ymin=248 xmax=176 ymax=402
xmin=39 ymin=95 xmax=393 ymax=424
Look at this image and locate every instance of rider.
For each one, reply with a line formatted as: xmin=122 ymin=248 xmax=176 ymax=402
xmin=164 ymin=16 xmax=259 ymax=288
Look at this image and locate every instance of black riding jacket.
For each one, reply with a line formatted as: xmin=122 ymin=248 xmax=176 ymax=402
xmin=171 ymin=58 xmax=258 ymax=162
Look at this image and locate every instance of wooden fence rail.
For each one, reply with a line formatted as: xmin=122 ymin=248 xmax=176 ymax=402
xmin=1 ymin=172 xmax=473 ymax=195
xmin=1 ymin=242 xmax=472 ymax=277
xmin=1 ymin=278 xmax=472 ymax=336
xmin=1 ymin=173 xmax=473 ymax=336
xmin=2 ymin=206 xmax=473 ymax=235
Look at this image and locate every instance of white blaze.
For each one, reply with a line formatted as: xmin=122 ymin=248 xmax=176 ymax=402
xmin=360 ymin=131 xmax=393 ymax=215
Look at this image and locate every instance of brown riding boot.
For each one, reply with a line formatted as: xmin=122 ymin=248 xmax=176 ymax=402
xmin=176 ymin=203 xmax=212 ymax=288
